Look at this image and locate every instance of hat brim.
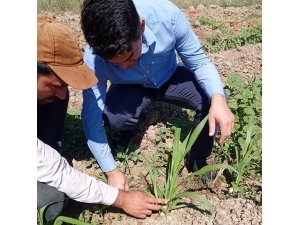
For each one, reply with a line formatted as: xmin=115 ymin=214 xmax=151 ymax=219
xmin=48 ymin=62 xmax=98 ymax=90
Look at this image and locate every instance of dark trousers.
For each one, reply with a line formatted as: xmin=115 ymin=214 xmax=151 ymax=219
xmin=103 ymin=66 xmax=216 ymax=170
xmin=37 ymin=92 xmax=69 ymax=223
xmin=37 ymin=182 xmax=65 ymax=223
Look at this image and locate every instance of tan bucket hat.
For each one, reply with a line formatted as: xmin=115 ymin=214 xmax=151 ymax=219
xmin=37 ymin=15 xmax=98 ymax=90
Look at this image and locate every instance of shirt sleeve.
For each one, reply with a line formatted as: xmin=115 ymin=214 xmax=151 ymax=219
xmin=82 ymin=46 xmax=117 ymax=172
xmin=173 ymin=8 xmax=225 ymax=99
xmin=37 ymin=138 xmax=119 ymax=205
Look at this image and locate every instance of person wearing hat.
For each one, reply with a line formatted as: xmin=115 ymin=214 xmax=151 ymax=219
xmin=37 ymin=15 xmax=166 ymax=224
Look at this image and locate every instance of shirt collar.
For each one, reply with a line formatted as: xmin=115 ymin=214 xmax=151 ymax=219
xmin=141 ymin=24 xmax=156 ymax=54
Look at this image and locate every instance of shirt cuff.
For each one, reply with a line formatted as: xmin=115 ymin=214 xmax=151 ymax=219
xmin=99 ymin=153 xmax=118 ymax=172
xmin=194 ymin=66 xmax=225 ymax=99
xmin=99 ymin=183 xmax=119 ymax=205
xmin=87 ymin=140 xmax=117 ymax=172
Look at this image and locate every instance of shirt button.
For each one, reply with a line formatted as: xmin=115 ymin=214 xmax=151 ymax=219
xmin=152 ymin=62 xmax=155 ymax=64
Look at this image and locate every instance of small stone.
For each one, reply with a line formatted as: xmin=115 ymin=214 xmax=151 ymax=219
xmin=255 ymin=193 xmax=262 ymax=203
xmin=246 ymin=203 xmax=253 ymax=209
xmin=188 ymin=5 xmax=195 ymax=11
xmin=219 ymin=210 xmax=227 ymax=215
xmin=196 ymin=4 xmax=205 ymax=10
xmin=226 ymin=61 xmax=233 ymax=66
xmin=232 ymin=215 xmax=239 ymax=223
xmin=241 ymin=199 xmax=247 ymax=204
xmin=193 ymin=20 xmax=201 ymax=27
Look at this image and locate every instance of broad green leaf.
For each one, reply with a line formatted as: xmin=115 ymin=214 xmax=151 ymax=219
xmin=38 ymin=205 xmax=47 ymax=225
xmin=144 ymin=156 xmax=163 ymax=198
xmin=173 ymin=191 xmax=213 ymax=213
xmin=167 ymin=199 xmax=180 ymax=212
xmin=186 ymin=115 xmax=209 ymax=152
xmin=155 ymin=135 xmax=162 ymax=142
xmin=187 ymin=163 xmax=238 ymax=179
xmin=172 ymin=202 xmax=199 ymax=210
xmin=54 ymin=216 xmax=92 ymax=225
xmin=38 ymin=199 xmax=70 ymax=225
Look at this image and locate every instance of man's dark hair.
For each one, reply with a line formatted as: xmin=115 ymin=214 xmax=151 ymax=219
xmin=81 ymin=0 xmax=141 ymax=59
xmin=37 ymin=62 xmax=53 ymax=76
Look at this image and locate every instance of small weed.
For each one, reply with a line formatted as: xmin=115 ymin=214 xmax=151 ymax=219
xmin=243 ymin=12 xmax=262 ymax=20
xmin=113 ymin=144 xmax=143 ymax=174
xmin=154 ymin=123 xmax=175 ymax=166
xmin=62 ymin=110 xmax=90 ymax=155
xmin=80 ymin=210 xmax=93 ymax=224
xmin=216 ymin=73 xmax=262 ymax=197
xmin=198 ymin=16 xmax=222 ymax=29
xmin=233 ymin=120 xmax=261 ymax=185
xmin=204 ymin=24 xmax=262 ymax=52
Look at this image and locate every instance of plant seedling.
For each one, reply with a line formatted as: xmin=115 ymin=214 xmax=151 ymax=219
xmin=145 ymin=115 xmax=237 ymax=214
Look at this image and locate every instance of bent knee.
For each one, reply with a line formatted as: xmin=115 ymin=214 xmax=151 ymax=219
xmin=103 ymin=113 xmax=138 ymax=131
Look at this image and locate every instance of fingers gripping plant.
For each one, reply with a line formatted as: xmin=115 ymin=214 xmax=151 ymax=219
xmin=146 ymin=115 xmax=237 ymax=214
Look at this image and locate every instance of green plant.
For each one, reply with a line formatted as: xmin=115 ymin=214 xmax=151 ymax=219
xmin=38 ymin=200 xmax=91 ymax=225
xmin=204 ymin=24 xmax=262 ymax=53
xmin=146 ymin=115 xmax=237 ymax=214
xmin=153 ymin=123 xmax=175 ymax=166
xmin=53 ymin=216 xmax=92 ymax=225
xmin=62 ymin=110 xmax=90 ymax=155
xmin=113 ymin=144 xmax=143 ymax=174
xmin=215 ymin=74 xmax=262 ymax=196
xmin=243 ymin=12 xmax=262 ymax=20
xmin=198 ymin=16 xmax=221 ymax=29
xmin=79 ymin=209 xmax=93 ymax=224
xmin=233 ymin=120 xmax=261 ymax=185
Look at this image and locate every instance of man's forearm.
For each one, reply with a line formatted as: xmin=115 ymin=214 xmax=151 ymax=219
xmin=86 ymin=140 xmax=117 ymax=172
xmin=194 ymin=63 xmax=225 ymax=100
xmin=37 ymin=139 xmax=119 ymax=204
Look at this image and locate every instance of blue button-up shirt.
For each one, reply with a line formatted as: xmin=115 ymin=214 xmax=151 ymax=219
xmin=82 ymin=0 xmax=225 ymax=172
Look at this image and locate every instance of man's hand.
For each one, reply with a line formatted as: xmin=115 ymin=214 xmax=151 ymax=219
xmin=113 ymin=189 xmax=167 ymax=219
xmin=106 ymin=167 xmax=129 ymax=190
xmin=208 ymin=93 xmax=234 ymax=145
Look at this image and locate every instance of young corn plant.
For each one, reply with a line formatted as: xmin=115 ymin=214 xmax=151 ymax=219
xmin=146 ymin=115 xmax=237 ymax=214
xmin=230 ymin=119 xmax=262 ymax=196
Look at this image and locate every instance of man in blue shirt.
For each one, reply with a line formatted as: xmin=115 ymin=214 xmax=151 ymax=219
xmin=80 ymin=0 xmax=234 ymax=190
